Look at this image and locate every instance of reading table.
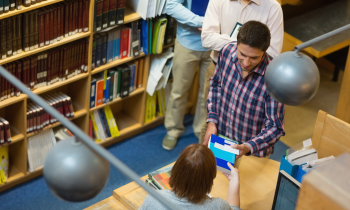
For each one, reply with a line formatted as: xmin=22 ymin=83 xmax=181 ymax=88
xmin=85 ymin=155 xmax=280 ymax=210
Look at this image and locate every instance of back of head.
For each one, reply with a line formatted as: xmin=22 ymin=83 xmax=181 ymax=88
xmin=170 ymin=144 xmax=217 ymax=204
xmin=237 ymin=20 xmax=271 ymax=52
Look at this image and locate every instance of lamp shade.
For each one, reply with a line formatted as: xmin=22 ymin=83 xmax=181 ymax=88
xmin=44 ymin=137 xmax=110 ymax=202
xmin=265 ymin=51 xmax=320 ymax=106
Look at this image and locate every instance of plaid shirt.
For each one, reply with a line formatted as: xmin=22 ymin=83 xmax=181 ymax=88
xmin=207 ymin=42 xmax=285 ymax=157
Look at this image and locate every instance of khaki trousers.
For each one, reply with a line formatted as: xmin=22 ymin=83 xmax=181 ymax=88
xmin=199 ymin=61 xmax=216 ymax=144
xmin=165 ymin=40 xmax=211 ymax=138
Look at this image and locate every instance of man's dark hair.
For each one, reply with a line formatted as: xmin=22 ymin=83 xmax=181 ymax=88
xmin=237 ymin=20 xmax=271 ymax=52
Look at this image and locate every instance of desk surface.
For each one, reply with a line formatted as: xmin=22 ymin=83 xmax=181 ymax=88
xmin=284 ymin=0 xmax=350 ymax=57
xmin=110 ymin=156 xmax=280 ymax=210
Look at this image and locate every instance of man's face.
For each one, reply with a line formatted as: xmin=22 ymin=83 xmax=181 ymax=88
xmin=237 ymin=43 xmax=265 ymax=72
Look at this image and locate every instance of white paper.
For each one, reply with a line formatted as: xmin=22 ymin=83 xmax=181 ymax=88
xmin=214 ymin=142 xmax=225 ymax=150
xmin=224 ymin=145 xmax=240 ymax=155
xmin=303 ymin=138 xmax=312 ymax=148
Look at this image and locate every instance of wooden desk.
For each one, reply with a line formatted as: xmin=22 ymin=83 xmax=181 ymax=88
xmin=283 ymin=0 xmax=350 ymax=58
xmin=110 ymin=156 xmax=280 ymax=210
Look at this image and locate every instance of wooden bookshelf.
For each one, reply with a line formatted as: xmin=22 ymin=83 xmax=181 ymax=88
xmin=0 ymin=0 xmax=64 ymax=20
xmin=0 ymin=2 xmax=174 ymax=193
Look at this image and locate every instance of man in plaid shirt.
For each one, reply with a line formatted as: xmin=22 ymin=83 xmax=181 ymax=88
xmin=203 ymin=21 xmax=285 ymax=158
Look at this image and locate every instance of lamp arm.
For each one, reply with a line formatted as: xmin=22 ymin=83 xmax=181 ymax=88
xmin=294 ymin=23 xmax=350 ymax=55
xmin=0 ymin=66 xmax=180 ymax=210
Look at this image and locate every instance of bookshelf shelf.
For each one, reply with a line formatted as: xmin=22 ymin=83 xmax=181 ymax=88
xmin=90 ymin=88 xmax=145 ymax=112
xmin=0 ymin=32 xmax=91 ymax=65
xmin=0 ymin=94 xmax=27 ymax=110
xmin=33 ymin=73 xmax=89 ymax=95
xmin=0 ymin=0 xmax=64 ymax=20
xmin=6 ymin=165 xmax=25 ymax=183
xmin=10 ymin=134 xmax=25 ymax=145
xmin=26 ymin=109 xmax=87 ymax=138
xmin=91 ymin=53 xmax=146 ymax=75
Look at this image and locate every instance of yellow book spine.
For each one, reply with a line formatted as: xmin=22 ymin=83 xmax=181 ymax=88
xmin=103 ymin=107 xmax=116 ymax=137
xmin=0 ymin=146 xmax=9 ymax=184
xmin=105 ymin=106 xmax=120 ymax=137
xmin=89 ymin=112 xmax=102 ymax=142
xmin=161 ymin=88 xmax=166 ymax=113
xmin=156 ymin=90 xmax=163 ymax=116
xmin=151 ymin=93 xmax=157 ymax=120
xmin=145 ymin=94 xmax=151 ymax=123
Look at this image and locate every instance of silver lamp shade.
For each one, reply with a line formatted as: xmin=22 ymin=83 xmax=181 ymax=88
xmin=44 ymin=137 xmax=110 ymax=202
xmin=265 ymin=51 xmax=320 ymax=106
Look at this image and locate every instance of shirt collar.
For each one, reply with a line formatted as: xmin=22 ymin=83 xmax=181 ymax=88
xmin=236 ymin=0 xmax=260 ymax=6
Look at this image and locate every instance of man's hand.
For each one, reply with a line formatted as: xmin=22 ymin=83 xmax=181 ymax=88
xmin=231 ymin=144 xmax=250 ymax=160
xmin=203 ymin=122 xmax=217 ymax=146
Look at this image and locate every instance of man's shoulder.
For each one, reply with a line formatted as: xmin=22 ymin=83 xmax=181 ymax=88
xmin=221 ymin=42 xmax=238 ymax=56
xmin=262 ymin=0 xmax=282 ymax=10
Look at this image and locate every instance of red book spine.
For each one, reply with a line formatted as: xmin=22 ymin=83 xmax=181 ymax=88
xmin=120 ymin=28 xmax=130 ymax=59
xmin=64 ymin=3 xmax=69 ymax=37
xmin=69 ymin=2 xmax=73 ymax=35
xmin=78 ymin=0 xmax=83 ymax=32
xmin=49 ymin=9 xmax=54 ymax=44
xmin=83 ymin=0 xmax=89 ymax=32
xmin=53 ymin=7 xmax=58 ymax=43
xmin=15 ymin=61 xmax=22 ymax=96
xmin=30 ymin=57 xmax=35 ymax=89
xmin=57 ymin=6 xmax=61 ymax=41
xmin=44 ymin=11 xmax=50 ymax=46
xmin=73 ymin=1 xmax=78 ymax=33
xmin=38 ymin=12 xmax=45 ymax=47
xmin=84 ymin=40 xmax=88 ymax=71
xmin=60 ymin=4 xmax=64 ymax=39
xmin=47 ymin=52 xmax=51 ymax=85
xmin=37 ymin=55 xmax=41 ymax=88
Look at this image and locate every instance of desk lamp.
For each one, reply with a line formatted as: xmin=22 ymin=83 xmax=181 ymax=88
xmin=0 ymin=66 xmax=179 ymax=210
xmin=265 ymin=24 xmax=350 ymax=106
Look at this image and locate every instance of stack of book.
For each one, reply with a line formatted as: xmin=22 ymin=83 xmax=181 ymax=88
xmin=90 ymin=105 xmax=119 ymax=142
xmin=26 ymin=92 xmax=74 ymax=134
xmin=27 ymin=128 xmax=56 ymax=172
xmin=0 ymin=117 xmax=11 ymax=146
xmin=93 ymin=0 xmax=125 ymax=32
xmin=1 ymin=39 xmax=88 ymax=101
xmin=0 ymin=146 xmax=9 ymax=184
xmin=0 ymin=0 xmax=90 ymax=59
xmin=145 ymin=165 xmax=172 ymax=190
xmin=90 ymin=59 xmax=144 ymax=108
xmin=144 ymin=88 xmax=166 ymax=123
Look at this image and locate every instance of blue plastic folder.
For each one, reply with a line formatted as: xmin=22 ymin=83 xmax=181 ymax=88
xmin=208 ymin=134 xmax=237 ymax=174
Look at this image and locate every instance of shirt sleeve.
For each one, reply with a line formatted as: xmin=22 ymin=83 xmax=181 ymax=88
xmin=165 ymin=0 xmax=203 ymax=28
xmin=244 ymin=95 xmax=285 ymax=157
xmin=207 ymin=47 xmax=225 ymax=124
xmin=265 ymin=3 xmax=284 ymax=58
xmin=201 ymin=0 xmax=233 ymax=51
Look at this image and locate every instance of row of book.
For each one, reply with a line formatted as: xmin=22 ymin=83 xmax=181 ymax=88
xmin=145 ymin=165 xmax=172 ymax=190
xmin=1 ymin=39 xmax=88 ymax=101
xmin=0 ymin=0 xmax=49 ymax=14
xmin=27 ymin=128 xmax=56 ymax=172
xmin=91 ymin=20 xmax=142 ymax=70
xmin=93 ymin=0 xmax=125 ymax=32
xmin=144 ymin=88 xmax=167 ymax=123
xmin=90 ymin=105 xmax=119 ymax=141
xmin=26 ymin=92 xmax=75 ymax=134
xmin=90 ymin=59 xmax=144 ymax=108
xmin=0 ymin=0 xmax=90 ymax=59
xmin=0 ymin=146 xmax=8 ymax=184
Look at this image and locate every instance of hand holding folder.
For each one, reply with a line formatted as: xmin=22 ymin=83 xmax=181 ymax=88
xmin=208 ymin=134 xmax=239 ymax=174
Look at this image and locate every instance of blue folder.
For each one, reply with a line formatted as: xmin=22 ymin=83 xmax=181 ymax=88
xmin=208 ymin=134 xmax=236 ymax=173
xmin=191 ymin=0 xmax=210 ymax=17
